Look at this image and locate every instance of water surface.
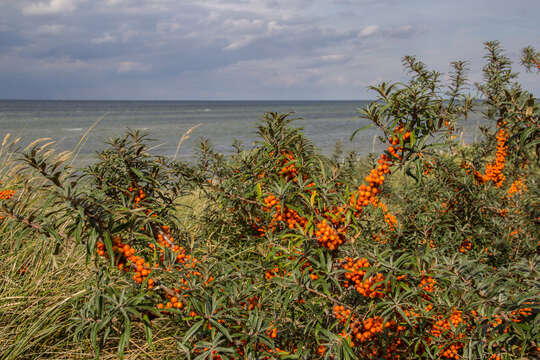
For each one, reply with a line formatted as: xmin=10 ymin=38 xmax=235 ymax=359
xmin=0 ymin=100 xmax=488 ymax=163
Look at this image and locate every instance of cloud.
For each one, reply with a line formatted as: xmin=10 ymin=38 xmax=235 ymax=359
xmin=103 ymin=0 xmax=125 ymax=5
xmin=0 ymin=29 xmax=27 ymax=50
xmin=116 ymin=61 xmax=150 ymax=73
xmin=91 ymin=33 xmax=116 ymax=44
xmin=224 ymin=36 xmax=256 ymax=51
xmin=387 ymin=25 xmax=416 ymax=39
xmin=358 ymin=25 xmax=379 ymax=37
xmin=22 ymin=0 xmax=77 ymax=15
xmin=35 ymin=24 xmax=65 ymax=35
xmin=38 ymin=57 xmax=94 ymax=71
xmin=319 ymin=54 xmax=347 ymax=63
xmin=0 ymin=0 xmax=539 ymax=99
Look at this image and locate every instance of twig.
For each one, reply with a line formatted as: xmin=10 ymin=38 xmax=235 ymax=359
xmin=302 ymin=283 xmax=354 ymax=311
xmin=0 ymin=207 xmax=70 ymax=241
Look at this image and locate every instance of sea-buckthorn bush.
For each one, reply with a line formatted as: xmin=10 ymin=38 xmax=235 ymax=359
xmin=1 ymin=41 xmax=538 ymax=359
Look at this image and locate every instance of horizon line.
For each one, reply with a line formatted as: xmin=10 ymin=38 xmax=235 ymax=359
xmin=1 ymin=98 xmax=521 ymax=102
xmin=0 ymin=98 xmax=374 ymax=102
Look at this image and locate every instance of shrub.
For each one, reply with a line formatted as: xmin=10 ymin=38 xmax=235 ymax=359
xmin=1 ymin=41 xmax=538 ymax=359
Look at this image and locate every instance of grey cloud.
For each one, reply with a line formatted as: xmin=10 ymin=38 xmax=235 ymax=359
xmin=386 ymin=25 xmax=419 ymax=39
xmin=33 ymin=24 xmax=66 ymax=35
xmin=0 ymin=29 xmax=28 ymax=50
xmin=0 ymin=0 xmax=538 ymax=99
xmin=22 ymin=0 xmax=78 ymax=15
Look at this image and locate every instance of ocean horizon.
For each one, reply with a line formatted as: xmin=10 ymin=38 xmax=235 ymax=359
xmin=0 ymin=100 xmax=488 ymax=164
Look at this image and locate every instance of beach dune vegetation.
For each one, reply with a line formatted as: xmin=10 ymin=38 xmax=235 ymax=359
xmin=0 ymin=41 xmax=538 ymax=359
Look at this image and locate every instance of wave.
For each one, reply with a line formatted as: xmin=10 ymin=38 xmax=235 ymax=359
xmin=63 ymin=128 xmax=83 ymax=131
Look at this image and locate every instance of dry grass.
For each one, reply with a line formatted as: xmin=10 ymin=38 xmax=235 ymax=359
xmin=0 ymin=198 xmax=193 ymax=359
xmin=0 ymin=134 xmax=191 ymax=359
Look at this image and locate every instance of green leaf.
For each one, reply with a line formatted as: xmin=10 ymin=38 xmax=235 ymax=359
xmin=350 ymin=123 xmax=374 ymax=141
xmin=256 ymin=183 xmax=262 ymax=200
xmin=103 ymin=232 xmax=115 ymax=268
xmin=183 ymin=320 xmax=204 ymax=343
xmin=210 ymin=319 xmax=232 ymax=342
xmin=143 ymin=315 xmax=154 ymax=350
xmin=519 ymin=127 xmax=536 ymax=149
xmin=117 ymin=318 xmax=131 ymax=360
xmin=410 ymin=130 xmax=416 ymax=148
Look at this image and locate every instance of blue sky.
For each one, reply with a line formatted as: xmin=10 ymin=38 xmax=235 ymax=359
xmin=0 ymin=0 xmax=538 ymax=100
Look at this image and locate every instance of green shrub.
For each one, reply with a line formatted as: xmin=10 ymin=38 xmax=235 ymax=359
xmin=0 ymin=41 xmax=538 ymax=360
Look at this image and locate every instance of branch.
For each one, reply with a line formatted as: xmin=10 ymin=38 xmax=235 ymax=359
xmin=0 ymin=207 xmax=70 ymax=241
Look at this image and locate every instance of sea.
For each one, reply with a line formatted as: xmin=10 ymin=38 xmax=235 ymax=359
xmin=0 ymin=100 xmax=487 ymax=164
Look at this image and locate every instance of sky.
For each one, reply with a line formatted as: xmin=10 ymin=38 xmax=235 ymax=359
xmin=0 ymin=0 xmax=538 ymax=100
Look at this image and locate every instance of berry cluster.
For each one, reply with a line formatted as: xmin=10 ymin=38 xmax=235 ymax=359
xmin=264 ymin=264 xmax=291 ymax=280
xmin=128 ymin=185 xmax=147 ymax=204
xmin=349 ymin=151 xmax=395 ymax=215
xmin=0 ymin=189 xmax=15 ymax=200
xmin=157 ymin=294 xmax=183 ymax=310
xmin=96 ymin=237 xmax=155 ymax=287
xmin=387 ymin=128 xmax=412 ymax=160
xmin=378 ymin=201 xmax=398 ymax=231
xmin=266 ymin=129 xmax=406 ymax=252
xmin=278 ymin=151 xmax=298 ymax=180
xmin=265 ymin=265 xmax=280 ymax=280
xmin=239 ymin=295 xmax=259 ymax=311
xmin=260 ymin=194 xmax=308 ymax=235
xmin=266 ymin=326 xmax=278 ymax=338
xmin=333 ymin=305 xmax=395 ymax=347
xmin=459 ymin=239 xmax=472 ymax=253
xmin=0 ymin=186 xmax=15 ymax=220
xmin=267 ymin=150 xmax=299 ymax=180
xmin=419 ymin=276 xmax=436 ymax=293
xmin=507 ymin=177 xmax=527 ymax=197
xmin=344 ymin=127 xmax=408 ymax=236
xmin=475 ymin=126 xmax=508 ymax=187
xmin=341 ymin=257 xmax=386 ymax=298
xmin=510 ymin=306 xmax=533 ymax=323
xmin=321 ymin=205 xmax=346 ymax=226
xmin=94 ymin=185 xmax=206 ymax=316
xmin=349 ymin=182 xmax=380 ymax=212
xmin=314 ymin=219 xmax=344 ymax=250
xmin=429 ymin=309 xmax=465 ymax=359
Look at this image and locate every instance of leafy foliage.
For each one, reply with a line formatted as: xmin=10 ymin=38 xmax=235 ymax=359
xmin=1 ymin=41 xmax=538 ymax=359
